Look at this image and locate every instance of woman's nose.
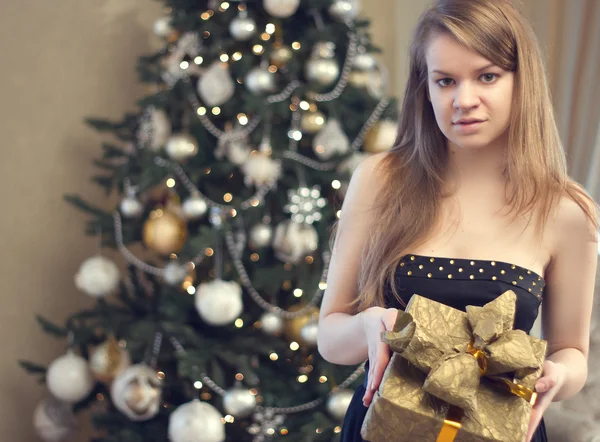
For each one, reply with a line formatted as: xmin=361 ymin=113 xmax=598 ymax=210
xmin=453 ymin=83 xmax=480 ymax=110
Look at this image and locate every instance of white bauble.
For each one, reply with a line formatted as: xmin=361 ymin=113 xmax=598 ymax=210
xmin=168 ymin=400 xmax=225 ymax=442
xmin=263 ymin=0 xmax=300 ymax=18
xmin=47 ymin=351 xmax=95 ymax=403
xmin=195 ymin=279 xmax=243 ymax=326
xmin=329 ymin=0 xmax=361 ymax=21
xmin=182 ymin=195 xmax=208 ymax=220
xmin=313 ymin=119 xmax=350 ymax=160
xmin=166 ymin=133 xmax=199 ymax=162
xmin=337 ymin=152 xmax=368 ymax=176
xmin=353 ymin=52 xmax=376 ymax=71
xmin=74 ymin=255 xmax=120 ymax=298
xmin=363 ymin=121 xmax=398 ymax=153
xmin=153 ymin=16 xmax=174 ymax=38
xmin=260 ymin=312 xmax=284 ymax=335
xmin=33 ymin=396 xmax=78 ymax=442
xmin=326 ymin=389 xmax=354 ymax=420
xmin=249 ymin=223 xmax=273 ymax=249
xmin=215 ymin=138 xmax=251 ymax=166
xmin=120 ymin=195 xmax=143 ymax=218
xmin=111 ymin=364 xmax=162 ymax=421
xmin=272 ymin=220 xmax=319 ymax=264
xmin=163 ymin=261 xmax=189 ymax=286
xmin=241 ymin=152 xmax=282 ymax=187
xmin=223 ymin=386 xmax=257 ymax=418
xmin=300 ymin=321 xmax=319 ymax=347
xmin=150 ymin=108 xmax=172 ymax=151
xmin=229 ymin=13 xmax=257 ymax=41
xmin=305 ymin=58 xmax=339 ymax=86
xmin=246 ymin=66 xmax=277 ymax=94
xmin=197 ymin=62 xmax=235 ymax=107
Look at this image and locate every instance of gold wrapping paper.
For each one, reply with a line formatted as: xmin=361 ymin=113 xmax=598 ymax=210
xmin=361 ymin=291 xmax=547 ymax=442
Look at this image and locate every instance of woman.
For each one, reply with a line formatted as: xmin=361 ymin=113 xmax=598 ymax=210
xmin=317 ymin=1 xmax=598 ymax=441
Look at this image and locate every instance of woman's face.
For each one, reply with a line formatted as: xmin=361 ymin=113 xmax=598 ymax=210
xmin=425 ymin=33 xmax=515 ymax=150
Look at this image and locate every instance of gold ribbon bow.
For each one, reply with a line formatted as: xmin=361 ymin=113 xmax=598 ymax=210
xmin=382 ymin=291 xmax=545 ymax=441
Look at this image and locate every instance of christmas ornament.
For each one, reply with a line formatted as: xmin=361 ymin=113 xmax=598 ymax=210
xmin=163 ymin=261 xmax=190 ymax=286
xmin=223 ymin=384 xmax=257 ymax=418
xmin=337 ymin=152 xmax=368 ymax=176
xmin=182 ymin=193 xmax=208 ymax=220
xmin=74 ymin=255 xmax=120 ymax=298
xmin=166 ymin=133 xmax=199 ymax=162
xmin=142 ymin=208 xmax=188 ymax=255
xmin=241 ymin=152 xmax=282 ymax=187
xmin=89 ymin=336 xmax=131 ymax=383
xmin=248 ymin=408 xmax=286 ymax=440
xmin=245 ymin=66 xmax=277 ymax=94
xmin=33 ymin=396 xmax=78 ymax=442
xmin=329 ymin=0 xmax=361 ymax=21
xmin=249 ymin=223 xmax=273 ymax=249
xmin=283 ymin=305 xmax=320 ymax=344
xmin=195 ymin=279 xmax=243 ymax=326
xmin=111 ymin=364 xmax=162 ymax=421
xmin=153 ymin=16 xmax=174 ymax=38
xmin=348 ymin=70 xmax=369 ymax=88
xmin=353 ymin=51 xmax=376 ymax=71
xmin=300 ymin=109 xmax=327 ymax=134
xmin=305 ymin=42 xmax=339 ymax=86
xmin=215 ymin=134 xmax=252 ymax=166
xmin=197 ymin=62 xmax=235 ymax=107
xmin=272 ymin=220 xmax=319 ymax=263
xmin=270 ymin=45 xmax=293 ymax=68
xmin=363 ymin=120 xmax=397 ymax=153
xmin=168 ymin=400 xmax=225 ymax=442
xmin=259 ymin=311 xmax=284 ymax=335
xmin=120 ymin=194 xmax=144 ymax=218
xmin=149 ymin=108 xmax=172 ymax=151
xmin=46 ymin=350 xmax=95 ymax=403
xmin=161 ymin=33 xmax=203 ymax=87
xmin=229 ymin=11 xmax=257 ymax=41
xmin=326 ymin=389 xmax=354 ymax=420
xmin=263 ymin=0 xmax=300 ymax=18
xmin=284 ymin=186 xmax=327 ymax=224
xmin=312 ymin=118 xmax=350 ymax=160
xmin=300 ymin=320 xmax=319 ymax=347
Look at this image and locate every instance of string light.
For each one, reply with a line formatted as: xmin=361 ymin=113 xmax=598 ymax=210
xmin=250 ymin=253 xmax=259 ymax=262
xmin=253 ymin=44 xmax=264 ymax=55
xmin=212 ymin=107 xmax=221 ymax=115
xmin=235 ymin=373 xmax=244 ymax=381
xmin=194 ymin=381 xmax=203 ymax=389
xmin=269 ymin=352 xmax=279 ymax=361
xmin=197 ymin=107 xmax=206 ymax=116
xmin=319 ymin=282 xmax=328 ymax=290
xmin=297 ymin=375 xmax=308 ymax=383
xmin=265 ymin=23 xmax=276 ymax=34
xmin=194 ymin=56 xmax=204 ymax=65
xmin=166 ymin=178 xmax=176 ymax=187
xmin=336 ymin=210 xmax=342 ymax=218
xmin=201 ymin=12 xmax=211 ymax=20
xmin=157 ymin=371 xmax=165 ymax=380
xmin=305 ymin=256 xmax=314 ymax=264
xmin=235 ymin=318 xmax=244 ymax=328
xmin=290 ymin=342 xmax=300 ymax=351
xmin=261 ymin=33 xmax=271 ymax=41
xmin=319 ymin=376 xmax=328 ymax=383
xmin=334 ymin=426 xmax=342 ymax=433
xmin=232 ymin=52 xmax=242 ymax=61
xmin=205 ymin=248 xmax=214 ymax=256
xmin=292 ymin=41 xmax=301 ymax=50
xmin=268 ymin=65 xmax=278 ymax=73
xmin=299 ymin=100 xmax=310 ymax=110
xmin=187 ymin=286 xmax=196 ymax=295
xmin=219 ymin=2 xmax=230 ymax=11
xmin=203 ymin=31 xmax=211 ymax=38
xmin=293 ymin=289 xmax=303 ymax=297
xmin=219 ymin=53 xmax=229 ymax=62
xmin=224 ymin=415 xmax=235 ymax=423
xmin=223 ymin=193 xmax=233 ymax=202
xmin=332 ymin=180 xmax=341 ymax=189
xmin=237 ymin=113 xmax=248 ymax=125
xmin=179 ymin=61 xmax=189 ymax=69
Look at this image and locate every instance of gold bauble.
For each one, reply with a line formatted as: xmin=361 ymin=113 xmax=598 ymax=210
xmin=363 ymin=121 xmax=398 ymax=153
xmin=348 ymin=70 xmax=370 ymax=88
xmin=300 ymin=111 xmax=327 ymax=134
xmin=89 ymin=336 xmax=131 ymax=383
xmin=284 ymin=305 xmax=320 ymax=344
xmin=142 ymin=208 xmax=188 ymax=255
xmin=124 ymin=379 xmax=161 ymax=415
xmin=270 ymin=45 xmax=293 ymax=68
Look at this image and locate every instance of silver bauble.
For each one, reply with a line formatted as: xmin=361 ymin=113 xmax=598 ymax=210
xmin=329 ymin=0 xmax=361 ymax=21
xmin=259 ymin=312 xmax=284 ymax=335
xmin=312 ymin=118 xmax=350 ymax=160
xmin=246 ymin=66 xmax=277 ymax=94
xmin=46 ymin=351 xmax=95 ymax=404
xmin=353 ymin=52 xmax=377 ymax=71
xmin=195 ymin=279 xmax=243 ymax=326
xmin=271 ymin=46 xmax=293 ymax=67
xmin=326 ymin=389 xmax=354 ymax=420
xmin=120 ymin=196 xmax=143 ymax=218
xmin=305 ymin=58 xmax=339 ymax=86
xmin=249 ymin=223 xmax=273 ymax=249
xmin=33 ymin=396 xmax=78 ymax=442
xmin=229 ymin=13 xmax=257 ymax=41
xmin=299 ymin=321 xmax=319 ymax=347
xmin=263 ymin=0 xmax=300 ymax=18
xmin=163 ymin=261 xmax=189 ymax=286
xmin=272 ymin=220 xmax=319 ymax=264
xmin=149 ymin=108 xmax=172 ymax=151
xmin=168 ymin=400 xmax=225 ymax=442
xmin=223 ymin=386 xmax=257 ymax=418
xmin=197 ymin=61 xmax=235 ymax=107
xmin=111 ymin=364 xmax=162 ymax=421
xmin=182 ymin=195 xmax=208 ymax=220
xmin=153 ymin=16 xmax=174 ymax=38
xmin=166 ymin=133 xmax=199 ymax=162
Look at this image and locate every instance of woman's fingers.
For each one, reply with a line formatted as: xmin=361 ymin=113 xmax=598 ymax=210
xmin=362 ymin=342 xmax=391 ymax=407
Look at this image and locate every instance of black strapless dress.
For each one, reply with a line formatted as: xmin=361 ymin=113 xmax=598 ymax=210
xmin=341 ymin=254 xmax=548 ymax=442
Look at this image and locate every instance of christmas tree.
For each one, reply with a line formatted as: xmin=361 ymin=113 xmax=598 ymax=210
xmin=21 ymin=1 xmax=398 ymax=441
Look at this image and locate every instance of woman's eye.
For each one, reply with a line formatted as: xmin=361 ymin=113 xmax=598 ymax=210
xmin=437 ymin=78 xmax=454 ymax=87
xmin=480 ymin=73 xmax=498 ymax=83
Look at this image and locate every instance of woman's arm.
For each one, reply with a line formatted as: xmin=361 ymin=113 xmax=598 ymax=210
xmin=541 ymin=196 xmax=598 ymax=401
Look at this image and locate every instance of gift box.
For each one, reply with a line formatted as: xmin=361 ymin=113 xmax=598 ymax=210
xmin=361 ymin=291 xmax=547 ymax=442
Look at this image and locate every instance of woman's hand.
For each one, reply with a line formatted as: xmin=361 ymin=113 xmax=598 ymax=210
xmin=361 ymin=307 xmax=398 ymax=407
xmin=525 ymin=360 xmax=567 ymax=442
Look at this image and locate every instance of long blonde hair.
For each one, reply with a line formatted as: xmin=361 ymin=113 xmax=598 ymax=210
xmin=337 ymin=0 xmax=598 ymax=312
